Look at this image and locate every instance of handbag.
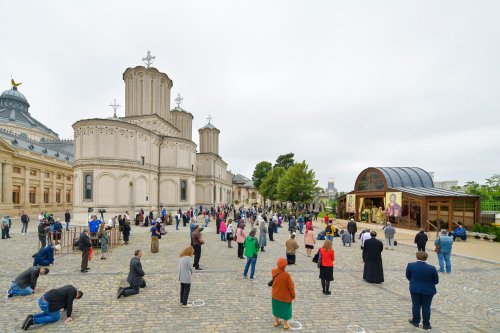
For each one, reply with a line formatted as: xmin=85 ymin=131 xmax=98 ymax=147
xmin=312 ymin=249 xmax=322 ymax=268
xmin=434 ymin=237 xmax=441 ymax=253
xmin=394 ymin=240 xmax=398 ymax=246
xmin=268 ymin=271 xmax=283 ymax=287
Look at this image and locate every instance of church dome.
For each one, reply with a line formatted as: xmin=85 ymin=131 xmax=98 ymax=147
xmin=1 ymin=88 xmax=29 ymax=104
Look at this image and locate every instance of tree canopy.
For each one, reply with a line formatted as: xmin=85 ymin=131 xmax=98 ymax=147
xmin=451 ymin=174 xmax=500 ymax=200
xmin=259 ymin=166 xmax=286 ymax=201
xmin=252 ymin=161 xmax=273 ymax=190
xmin=277 ymin=161 xmax=319 ymax=204
xmin=274 ymin=153 xmax=295 ymax=170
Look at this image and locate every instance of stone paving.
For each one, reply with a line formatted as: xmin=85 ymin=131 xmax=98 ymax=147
xmin=1 ymin=218 xmax=499 ymax=333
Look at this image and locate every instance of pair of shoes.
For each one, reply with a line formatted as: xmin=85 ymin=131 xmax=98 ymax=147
xmin=423 ymin=325 xmax=432 ymax=330
xmin=117 ymin=287 xmax=123 ymax=299
xmin=182 ymin=303 xmax=193 ymax=308
xmin=325 ymin=291 xmax=332 ymax=295
xmin=408 ymin=319 xmax=419 ymax=327
xmin=195 ymin=267 xmax=203 ymax=270
xmin=101 ymin=257 xmax=107 ymax=260
xmin=273 ymin=320 xmax=282 ymax=327
xmin=22 ymin=314 xmax=33 ymax=330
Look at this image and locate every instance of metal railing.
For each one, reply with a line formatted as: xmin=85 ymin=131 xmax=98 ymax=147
xmin=39 ymin=227 xmax=122 ymax=254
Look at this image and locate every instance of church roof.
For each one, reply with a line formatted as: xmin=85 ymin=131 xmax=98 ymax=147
xmin=0 ymin=128 xmax=73 ymax=163
xmin=375 ymin=167 xmax=434 ymax=188
xmin=0 ymin=88 xmax=59 ymax=137
xmin=200 ymin=122 xmax=217 ymax=130
xmin=233 ymin=174 xmax=255 ymax=188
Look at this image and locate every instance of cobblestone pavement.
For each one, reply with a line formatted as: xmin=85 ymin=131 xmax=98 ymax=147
xmin=1 ymin=219 xmax=499 ymax=333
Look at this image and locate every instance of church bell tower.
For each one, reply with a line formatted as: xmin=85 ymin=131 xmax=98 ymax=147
xmin=198 ymin=115 xmax=220 ymax=155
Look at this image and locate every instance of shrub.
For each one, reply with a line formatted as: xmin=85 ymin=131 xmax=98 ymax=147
xmin=472 ymin=224 xmax=481 ymax=232
xmin=495 ymin=227 xmax=500 ymax=242
xmin=480 ymin=225 xmax=492 ymax=234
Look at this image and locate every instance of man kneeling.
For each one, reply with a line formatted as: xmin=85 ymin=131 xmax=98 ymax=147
xmin=8 ymin=267 xmax=49 ymax=297
xmin=22 ymin=285 xmax=83 ymax=330
xmin=117 ymin=249 xmax=146 ymax=298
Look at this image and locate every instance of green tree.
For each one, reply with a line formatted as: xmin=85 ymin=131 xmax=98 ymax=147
xmin=450 ymin=174 xmax=500 ymax=200
xmin=277 ymin=161 xmax=319 ymax=204
xmin=252 ymin=161 xmax=273 ymax=190
xmin=259 ymin=166 xmax=286 ymax=202
xmin=274 ymin=153 xmax=295 ymax=170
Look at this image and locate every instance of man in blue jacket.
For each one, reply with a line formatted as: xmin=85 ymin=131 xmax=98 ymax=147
xmin=406 ymin=251 xmax=439 ymax=330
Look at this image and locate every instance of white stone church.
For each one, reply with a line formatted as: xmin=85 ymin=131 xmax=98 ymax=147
xmin=72 ymin=59 xmax=233 ymax=220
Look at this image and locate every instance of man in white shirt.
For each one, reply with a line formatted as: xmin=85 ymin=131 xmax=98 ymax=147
xmin=360 ymin=229 xmax=372 ymax=248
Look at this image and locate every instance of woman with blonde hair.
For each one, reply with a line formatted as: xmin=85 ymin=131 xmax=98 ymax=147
xmin=179 ymin=246 xmax=194 ymax=308
xmin=318 ymin=240 xmax=334 ymax=295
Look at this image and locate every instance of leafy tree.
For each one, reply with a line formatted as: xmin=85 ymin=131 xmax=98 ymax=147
xmin=252 ymin=161 xmax=273 ymax=190
xmin=274 ymin=153 xmax=295 ymax=170
xmin=450 ymin=174 xmax=500 ymax=200
xmin=277 ymin=161 xmax=319 ymax=204
xmin=259 ymin=166 xmax=286 ymax=202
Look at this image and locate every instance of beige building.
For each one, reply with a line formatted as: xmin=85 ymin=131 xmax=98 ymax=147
xmin=232 ymin=174 xmax=263 ymax=207
xmin=72 ymin=61 xmax=232 ymax=220
xmin=0 ymin=86 xmax=74 ymax=217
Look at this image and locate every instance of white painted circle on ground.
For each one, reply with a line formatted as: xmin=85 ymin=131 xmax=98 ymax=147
xmin=348 ymin=325 xmax=366 ymax=333
xmin=192 ymin=299 xmax=205 ymax=307
xmin=289 ymin=320 xmax=303 ymax=330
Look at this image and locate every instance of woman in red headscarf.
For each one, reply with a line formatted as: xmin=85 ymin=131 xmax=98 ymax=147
xmin=271 ymin=258 xmax=296 ymax=330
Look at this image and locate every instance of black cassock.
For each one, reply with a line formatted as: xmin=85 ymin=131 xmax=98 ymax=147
xmin=363 ymin=237 xmax=384 ymax=283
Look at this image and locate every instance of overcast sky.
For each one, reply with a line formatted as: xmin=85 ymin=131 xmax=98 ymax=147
xmin=1 ymin=0 xmax=499 ymax=192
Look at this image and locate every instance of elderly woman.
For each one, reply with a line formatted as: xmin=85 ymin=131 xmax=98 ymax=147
xmin=259 ymin=215 xmax=267 ymax=252
xmin=150 ymin=221 xmax=161 ymax=253
xmin=98 ymin=223 xmax=109 ymax=260
xmin=271 ymin=258 xmax=296 ymax=330
xmin=179 ymin=245 xmax=194 ymax=308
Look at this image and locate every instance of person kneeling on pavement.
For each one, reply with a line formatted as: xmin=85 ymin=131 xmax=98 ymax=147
xmin=32 ymin=245 xmax=55 ymax=266
xmin=21 ymin=285 xmax=83 ymax=330
xmin=8 ymin=266 xmax=49 ymax=298
xmin=117 ymin=249 xmax=146 ymax=298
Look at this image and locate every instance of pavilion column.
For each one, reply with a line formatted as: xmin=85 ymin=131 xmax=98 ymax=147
xmin=24 ymin=168 xmax=30 ymax=205
xmin=2 ymin=163 xmax=12 ymax=204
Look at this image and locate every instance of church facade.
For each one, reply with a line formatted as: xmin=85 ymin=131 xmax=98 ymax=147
xmin=72 ymin=63 xmax=233 ymax=220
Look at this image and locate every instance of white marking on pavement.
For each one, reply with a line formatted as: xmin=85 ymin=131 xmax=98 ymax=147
xmin=289 ymin=320 xmax=303 ymax=330
xmin=348 ymin=325 xmax=366 ymax=333
xmin=192 ymin=299 xmax=205 ymax=307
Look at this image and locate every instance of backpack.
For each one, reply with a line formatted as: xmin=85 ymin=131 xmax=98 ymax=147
xmin=325 ymin=225 xmax=332 ymax=234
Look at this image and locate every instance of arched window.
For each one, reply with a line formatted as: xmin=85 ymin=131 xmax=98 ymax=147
xmin=84 ymin=174 xmax=93 ymax=200
xmin=251 ymin=192 xmax=257 ymax=200
xmin=180 ymin=180 xmax=187 ymax=201
xmin=356 ymin=171 xmax=385 ymax=191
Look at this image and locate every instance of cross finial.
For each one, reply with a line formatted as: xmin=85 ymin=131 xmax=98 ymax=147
xmin=175 ymin=93 xmax=184 ymax=108
xmin=109 ymin=98 xmax=121 ymax=118
xmin=142 ymin=50 xmax=156 ymax=68
xmin=207 ymin=114 xmax=213 ymax=124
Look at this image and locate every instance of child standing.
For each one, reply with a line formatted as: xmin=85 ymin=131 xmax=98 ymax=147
xmin=219 ymin=220 xmax=227 ymax=241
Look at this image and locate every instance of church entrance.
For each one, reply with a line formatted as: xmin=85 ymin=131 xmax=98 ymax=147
xmin=359 ymin=197 xmax=385 ymax=223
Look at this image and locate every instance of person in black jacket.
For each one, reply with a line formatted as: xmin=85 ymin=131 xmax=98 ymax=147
xmin=78 ymin=229 xmax=92 ymax=273
xmin=347 ymin=218 xmax=358 ymax=243
xmin=22 ymin=285 xmax=83 ymax=330
xmin=8 ymin=267 xmax=49 ymax=297
xmin=414 ymin=229 xmax=429 ymax=252
xmin=117 ymin=249 xmax=146 ymax=298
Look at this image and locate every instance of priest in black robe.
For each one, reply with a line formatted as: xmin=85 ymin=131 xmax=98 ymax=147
xmin=363 ymin=231 xmax=384 ymax=283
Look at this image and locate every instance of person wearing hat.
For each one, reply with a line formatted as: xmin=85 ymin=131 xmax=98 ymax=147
xmin=271 ymin=258 xmax=296 ymax=330
xmin=347 ymin=218 xmax=357 ymax=243
xmin=285 ymin=233 xmax=300 ymax=265
xmin=1 ymin=214 xmax=11 ymax=239
xmin=77 ymin=229 xmax=92 ymax=273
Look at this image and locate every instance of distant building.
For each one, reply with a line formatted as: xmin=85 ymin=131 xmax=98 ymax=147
xmin=433 ymin=180 xmax=459 ymax=190
xmin=0 ymin=85 xmax=74 ymax=217
xmin=326 ymin=178 xmax=337 ymax=196
xmin=232 ymin=174 xmax=263 ymax=206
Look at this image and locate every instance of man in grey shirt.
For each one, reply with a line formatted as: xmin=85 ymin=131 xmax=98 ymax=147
xmin=8 ymin=266 xmax=49 ymax=297
xmin=288 ymin=215 xmax=297 ymax=235
xmin=383 ymin=222 xmax=396 ymax=250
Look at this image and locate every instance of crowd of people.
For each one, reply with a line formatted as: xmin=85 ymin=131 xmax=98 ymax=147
xmin=5 ymin=204 xmax=456 ymax=331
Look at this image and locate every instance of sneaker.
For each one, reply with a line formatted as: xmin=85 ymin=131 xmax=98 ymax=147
xmin=22 ymin=315 xmax=33 ymax=330
xmin=408 ymin=319 xmax=419 ymax=328
xmin=243 ymin=275 xmax=248 ymax=279
xmin=7 ymin=289 xmax=13 ymax=298
xmin=117 ymin=287 xmax=123 ymax=299
xmin=250 ymin=277 xmax=255 ymax=281
xmin=325 ymin=291 xmax=332 ymax=295
xmin=182 ymin=303 xmax=193 ymax=308
xmin=195 ymin=267 xmax=203 ymax=270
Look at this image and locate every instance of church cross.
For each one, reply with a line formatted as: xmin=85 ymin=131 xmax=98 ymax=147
xmin=175 ymin=93 xmax=184 ymax=107
xmin=142 ymin=50 xmax=156 ymax=68
xmin=207 ymin=114 xmax=213 ymax=124
xmin=109 ymin=98 xmax=121 ymax=118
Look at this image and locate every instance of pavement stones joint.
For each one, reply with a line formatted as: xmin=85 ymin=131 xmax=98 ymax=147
xmin=0 ymin=215 xmax=499 ymax=332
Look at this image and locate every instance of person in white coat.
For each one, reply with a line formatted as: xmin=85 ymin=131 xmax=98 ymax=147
xmin=179 ymin=246 xmax=194 ymax=308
